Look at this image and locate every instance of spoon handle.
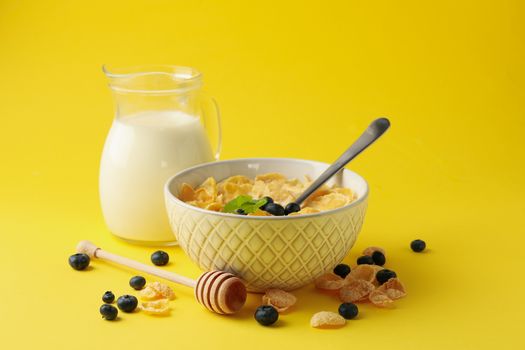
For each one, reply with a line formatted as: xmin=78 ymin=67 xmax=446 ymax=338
xmin=295 ymin=118 xmax=390 ymax=205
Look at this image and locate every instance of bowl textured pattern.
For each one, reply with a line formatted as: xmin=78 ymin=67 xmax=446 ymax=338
xmin=167 ymin=199 xmax=367 ymax=291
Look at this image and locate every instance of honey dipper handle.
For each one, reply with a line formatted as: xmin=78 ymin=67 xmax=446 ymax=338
xmin=76 ymin=240 xmax=196 ymax=288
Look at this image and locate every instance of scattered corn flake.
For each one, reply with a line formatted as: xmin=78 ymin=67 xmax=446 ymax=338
xmin=314 ymin=273 xmax=345 ymax=290
xmin=139 ymin=282 xmax=175 ymax=301
xmin=368 ymin=278 xmax=406 ymax=307
xmin=339 ymin=279 xmax=375 ymax=303
xmin=346 ymin=264 xmax=377 ymax=284
xmin=362 ymin=246 xmax=386 ymax=256
xmin=371 ymin=265 xmax=385 ymax=273
xmin=370 ymin=265 xmax=385 ymax=286
xmin=262 ymin=289 xmax=297 ymax=312
xmin=141 ymin=299 xmax=170 ymax=315
xmin=139 ymin=285 xmax=158 ymax=300
xmin=380 ymin=278 xmax=406 ymax=300
xmin=369 ymin=289 xmax=394 ymax=307
xmin=310 ymin=311 xmax=346 ymax=329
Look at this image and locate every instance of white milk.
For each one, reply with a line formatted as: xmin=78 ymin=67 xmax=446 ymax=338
xmin=99 ymin=110 xmax=214 ymax=243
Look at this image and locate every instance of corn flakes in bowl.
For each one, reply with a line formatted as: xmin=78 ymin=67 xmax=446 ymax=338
xmin=164 ymin=158 xmax=368 ymax=292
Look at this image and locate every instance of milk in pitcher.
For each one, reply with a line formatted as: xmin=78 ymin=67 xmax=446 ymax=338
xmin=99 ymin=110 xmax=214 ymax=243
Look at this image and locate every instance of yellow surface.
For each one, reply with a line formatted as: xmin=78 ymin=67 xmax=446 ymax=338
xmin=1 ymin=0 xmax=524 ymax=349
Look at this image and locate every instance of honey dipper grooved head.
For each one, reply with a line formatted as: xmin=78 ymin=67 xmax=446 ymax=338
xmin=195 ymin=271 xmax=247 ymax=314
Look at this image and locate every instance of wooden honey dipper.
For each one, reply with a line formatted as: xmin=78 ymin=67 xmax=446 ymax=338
xmin=76 ymin=240 xmax=247 ymax=315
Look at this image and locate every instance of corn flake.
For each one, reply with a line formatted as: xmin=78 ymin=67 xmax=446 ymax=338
xmin=339 ymin=279 xmax=375 ymax=303
xmin=141 ymin=299 xmax=170 ymax=315
xmin=369 ymin=289 xmax=394 ymax=307
xmin=255 ymin=173 xmax=286 ymax=183
xmin=262 ymin=289 xmax=297 ymax=313
xmin=380 ymin=278 xmax=406 ymax=300
xmin=179 ymin=183 xmax=195 ymax=202
xmin=314 ymin=273 xmax=345 ymax=290
xmin=369 ymin=278 xmax=406 ymax=307
xmin=179 ymin=173 xmax=356 ymax=215
xmin=362 ymin=246 xmax=386 ymax=256
xmin=345 ymin=264 xmax=377 ymax=284
xmin=310 ymin=311 xmax=346 ymax=329
xmin=307 ymin=192 xmax=351 ymax=211
xmin=139 ymin=282 xmax=175 ymax=301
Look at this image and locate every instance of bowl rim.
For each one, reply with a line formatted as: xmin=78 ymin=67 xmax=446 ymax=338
xmin=164 ymin=157 xmax=369 ymax=220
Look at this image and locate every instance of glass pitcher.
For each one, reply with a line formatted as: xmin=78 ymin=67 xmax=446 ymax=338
xmin=100 ymin=65 xmax=221 ymax=245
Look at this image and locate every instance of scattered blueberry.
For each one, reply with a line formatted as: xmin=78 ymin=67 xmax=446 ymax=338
xmin=333 ymin=264 xmax=351 ymax=278
xmin=371 ymin=251 xmax=386 ymax=266
xmin=235 ymin=208 xmax=247 ymax=215
xmin=129 ymin=276 xmax=146 ymax=290
xmin=102 ymin=291 xmax=115 ymax=304
xmin=151 ymin=251 xmax=169 ymax=266
xmin=338 ymin=302 xmax=359 ymax=319
xmin=356 ymin=255 xmax=375 ymax=265
xmin=100 ymin=304 xmax=118 ymax=320
xmin=263 ymin=202 xmax=285 ymax=216
xmin=68 ymin=253 xmax=90 ymax=270
xmin=260 ymin=196 xmax=274 ymax=210
xmin=376 ymin=269 xmax=397 ymax=285
xmin=284 ymin=202 xmax=301 ymax=215
xmin=117 ymin=295 xmax=138 ymax=313
xmin=411 ymin=239 xmax=426 ymax=252
xmin=254 ymin=305 xmax=279 ymax=326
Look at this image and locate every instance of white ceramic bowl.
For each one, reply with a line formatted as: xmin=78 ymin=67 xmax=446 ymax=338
xmin=164 ymin=158 xmax=368 ymax=292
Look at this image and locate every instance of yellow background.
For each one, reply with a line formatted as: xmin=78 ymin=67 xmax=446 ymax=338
xmin=1 ymin=0 xmax=524 ymax=349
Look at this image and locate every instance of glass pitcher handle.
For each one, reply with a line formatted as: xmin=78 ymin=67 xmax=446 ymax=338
xmin=200 ymin=95 xmax=222 ymax=160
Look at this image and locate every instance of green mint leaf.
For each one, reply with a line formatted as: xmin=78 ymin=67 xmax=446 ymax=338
xmin=223 ymin=195 xmax=253 ymax=213
xmin=254 ymin=198 xmax=268 ymax=209
xmin=222 ymin=196 xmax=268 ymax=214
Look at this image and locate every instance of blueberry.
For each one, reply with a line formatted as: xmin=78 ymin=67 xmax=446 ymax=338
xmin=102 ymin=291 xmax=115 ymax=304
xmin=356 ymin=255 xmax=374 ymax=265
xmin=371 ymin=251 xmax=386 ymax=266
xmin=100 ymin=304 xmax=118 ymax=320
xmin=263 ymin=202 xmax=285 ymax=216
xmin=376 ymin=269 xmax=397 ymax=285
xmin=151 ymin=251 xmax=169 ymax=266
xmin=411 ymin=239 xmax=426 ymax=252
xmin=235 ymin=208 xmax=247 ymax=215
xmin=129 ymin=276 xmax=146 ymax=290
xmin=284 ymin=202 xmax=301 ymax=215
xmin=254 ymin=305 xmax=279 ymax=326
xmin=260 ymin=196 xmax=274 ymax=210
xmin=68 ymin=253 xmax=90 ymax=270
xmin=117 ymin=295 xmax=138 ymax=313
xmin=333 ymin=264 xmax=351 ymax=278
xmin=338 ymin=302 xmax=359 ymax=319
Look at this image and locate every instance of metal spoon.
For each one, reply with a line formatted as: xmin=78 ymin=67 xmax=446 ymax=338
xmin=294 ymin=118 xmax=390 ymax=206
